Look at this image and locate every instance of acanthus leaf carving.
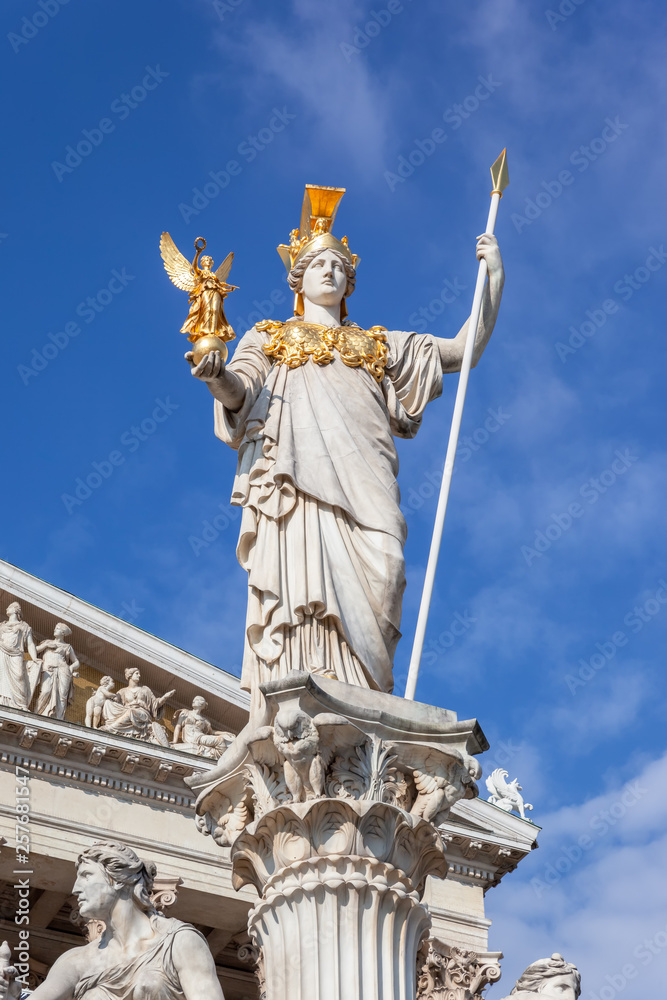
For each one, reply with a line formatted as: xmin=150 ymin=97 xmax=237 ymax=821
xmin=417 ymin=941 xmax=502 ymax=1000
xmin=327 ymin=735 xmax=407 ymax=806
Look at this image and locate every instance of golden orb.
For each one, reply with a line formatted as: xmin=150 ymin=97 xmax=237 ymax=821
xmin=191 ymin=335 xmax=228 ymax=367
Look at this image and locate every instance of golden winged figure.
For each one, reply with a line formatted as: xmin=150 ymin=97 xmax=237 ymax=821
xmin=160 ymin=233 xmax=238 ymax=363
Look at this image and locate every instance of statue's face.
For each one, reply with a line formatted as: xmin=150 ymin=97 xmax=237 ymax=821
xmin=302 ymin=250 xmax=347 ymax=309
xmin=538 ymin=974 xmax=579 ymax=999
xmin=128 ymin=669 xmax=141 ymax=683
xmin=73 ymin=860 xmax=117 ymax=920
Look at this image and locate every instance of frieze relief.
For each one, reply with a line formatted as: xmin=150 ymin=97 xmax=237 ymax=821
xmin=0 ymin=602 xmax=232 ymax=760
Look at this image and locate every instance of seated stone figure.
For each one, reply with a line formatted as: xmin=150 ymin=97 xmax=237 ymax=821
xmin=171 ymin=696 xmax=234 ymax=759
xmin=1 ymin=840 xmax=224 ymax=1000
xmin=101 ymin=668 xmax=175 ymax=745
xmin=502 ymin=953 xmax=581 ymax=1000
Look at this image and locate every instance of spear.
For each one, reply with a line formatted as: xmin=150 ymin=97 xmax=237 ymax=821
xmin=404 ymin=149 xmax=509 ymax=701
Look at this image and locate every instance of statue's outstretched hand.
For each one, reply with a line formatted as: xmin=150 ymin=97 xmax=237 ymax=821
xmin=0 ymin=942 xmax=22 ymax=1000
xmin=185 ymin=350 xmax=225 ymax=382
xmin=475 ymin=233 xmax=503 ymax=277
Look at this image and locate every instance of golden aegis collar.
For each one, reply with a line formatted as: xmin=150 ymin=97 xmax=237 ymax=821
xmin=259 ymin=320 xmax=388 ymax=383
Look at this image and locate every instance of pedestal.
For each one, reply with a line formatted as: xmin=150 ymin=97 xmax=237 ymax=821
xmin=193 ymin=673 xmax=488 ymax=1000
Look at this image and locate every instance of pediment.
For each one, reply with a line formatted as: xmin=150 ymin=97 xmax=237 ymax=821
xmin=0 ymin=558 xmax=249 ymax=744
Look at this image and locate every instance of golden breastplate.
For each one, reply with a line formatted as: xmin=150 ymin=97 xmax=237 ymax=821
xmin=258 ymin=320 xmax=388 ymax=382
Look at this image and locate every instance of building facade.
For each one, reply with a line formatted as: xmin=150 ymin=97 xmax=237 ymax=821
xmin=0 ymin=558 xmax=538 ymax=998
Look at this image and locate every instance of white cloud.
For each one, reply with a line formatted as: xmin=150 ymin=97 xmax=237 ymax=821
xmin=486 ymin=750 xmax=667 ymax=999
xmin=210 ymin=0 xmax=396 ymax=174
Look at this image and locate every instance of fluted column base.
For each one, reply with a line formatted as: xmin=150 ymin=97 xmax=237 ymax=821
xmin=249 ymin=855 xmax=430 ymax=1000
xmin=232 ymin=798 xmax=447 ymax=1000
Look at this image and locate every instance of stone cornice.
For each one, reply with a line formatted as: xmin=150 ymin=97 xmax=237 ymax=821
xmin=437 ymin=798 xmax=539 ymax=891
xmin=0 ymin=706 xmax=217 ymax=810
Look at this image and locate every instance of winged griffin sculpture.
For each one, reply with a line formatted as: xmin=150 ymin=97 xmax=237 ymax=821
xmin=485 ymin=768 xmax=533 ymax=820
xmin=160 ymin=232 xmax=237 ymax=365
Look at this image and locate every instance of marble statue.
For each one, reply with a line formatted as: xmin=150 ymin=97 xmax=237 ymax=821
xmin=85 ymin=676 xmax=118 ymax=728
xmin=172 ymin=696 xmax=235 ymax=759
xmin=101 ymin=667 xmax=175 ymax=745
xmin=34 ymin=623 xmax=80 ymax=720
xmin=0 ymin=603 xmax=40 ymax=711
xmin=186 ymin=185 xmax=504 ymax=714
xmin=500 ymin=953 xmax=580 ymax=1000
xmin=0 ymin=840 xmax=224 ymax=1000
xmin=486 ymin=768 xmax=533 ymax=820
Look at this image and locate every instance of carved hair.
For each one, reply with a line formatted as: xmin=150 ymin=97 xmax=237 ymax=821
xmin=511 ymin=954 xmax=580 ymax=997
xmin=192 ymin=695 xmax=208 ymax=710
xmin=288 ymin=248 xmax=356 ymax=301
xmin=100 ymin=675 xmax=114 ymax=687
xmin=77 ymin=841 xmax=157 ymax=914
xmin=54 ymin=622 xmax=71 ymax=637
xmin=6 ymin=602 xmax=21 ymax=616
xmin=124 ymin=667 xmax=141 ymax=681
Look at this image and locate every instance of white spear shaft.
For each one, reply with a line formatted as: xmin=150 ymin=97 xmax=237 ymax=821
xmin=404 ymin=150 xmax=509 ymax=701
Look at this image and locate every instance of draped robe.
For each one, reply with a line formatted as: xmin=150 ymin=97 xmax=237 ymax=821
xmin=215 ymin=325 xmax=442 ymax=701
xmin=0 ymin=620 xmax=34 ymax=710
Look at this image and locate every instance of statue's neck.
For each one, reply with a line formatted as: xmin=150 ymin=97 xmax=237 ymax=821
xmin=106 ymin=897 xmax=153 ymax=951
xmin=301 ymin=299 xmax=342 ymax=329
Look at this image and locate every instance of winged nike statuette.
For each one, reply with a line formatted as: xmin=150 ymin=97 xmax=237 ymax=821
xmin=160 ymin=233 xmax=238 ymax=366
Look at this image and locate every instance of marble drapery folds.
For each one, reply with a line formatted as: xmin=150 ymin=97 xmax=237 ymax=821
xmin=215 ymin=325 xmax=442 ymax=701
xmin=0 ymin=617 xmax=37 ymax=711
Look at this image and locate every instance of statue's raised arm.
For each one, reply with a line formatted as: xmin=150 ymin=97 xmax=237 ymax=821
xmin=436 ymin=232 xmax=504 ymax=373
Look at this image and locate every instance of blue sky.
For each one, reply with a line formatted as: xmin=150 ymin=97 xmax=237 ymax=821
xmin=2 ymin=0 xmax=666 ymax=993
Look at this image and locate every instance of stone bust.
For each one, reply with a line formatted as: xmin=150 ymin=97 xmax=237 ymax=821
xmin=502 ymin=953 xmax=581 ymax=1000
